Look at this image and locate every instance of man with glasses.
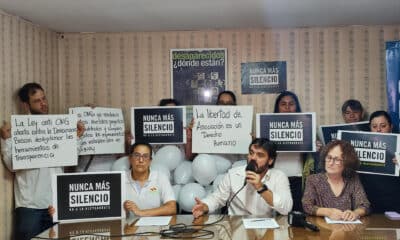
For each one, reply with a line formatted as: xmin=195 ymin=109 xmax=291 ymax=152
xmin=123 ymin=142 xmax=176 ymax=217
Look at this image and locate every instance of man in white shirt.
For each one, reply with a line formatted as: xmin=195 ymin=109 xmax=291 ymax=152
xmin=0 ymin=83 xmax=84 ymax=240
xmin=192 ymin=138 xmax=293 ymax=217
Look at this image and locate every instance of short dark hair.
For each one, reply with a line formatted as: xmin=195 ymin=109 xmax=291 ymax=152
xmin=319 ymin=140 xmax=360 ymax=179
xmin=18 ymin=82 xmax=44 ymax=103
xmin=273 ymin=91 xmax=302 ymax=113
xmin=130 ymin=142 xmax=153 ymax=159
xmin=159 ymin=98 xmax=180 ymax=106
xmin=341 ymin=99 xmax=363 ymax=113
xmin=249 ymin=138 xmax=277 ymax=168
xmin=216 ymin=90 xmax=237 ymax=105
xmin=369 ymin=110 xmax=392 ymax=126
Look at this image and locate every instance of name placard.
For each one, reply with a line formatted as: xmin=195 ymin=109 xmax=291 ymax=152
xmin=256 ymin=113 xmax=316 ymax=152
xmin=132 ymin=106 xmax=186 ymax=144
xmin=52 ymin=171 xmax=125 ymax=222
xmin=319 ymin=121 xmax=370 ymax=145
xmin=11 ymin=114 xmax=78 ymax=170
xmin=192 ymin=105 xmax=253 ymax=154
xmin=69 ymin=107 xmax=125 ymax=155
xmin=338 ymin=131 xmax=400 ymax=176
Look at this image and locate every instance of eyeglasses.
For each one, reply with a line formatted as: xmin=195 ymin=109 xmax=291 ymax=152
xmin=131 ymin=152 xmax=151 ymax=161
xmin=326 ymin=155 xmax=343 ymax=165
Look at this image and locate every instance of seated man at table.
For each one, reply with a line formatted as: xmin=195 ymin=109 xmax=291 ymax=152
xmin=124 ymin=142 xmax=176 ymax=217
xmin=192 ymin=138 xmax=293 ymax=217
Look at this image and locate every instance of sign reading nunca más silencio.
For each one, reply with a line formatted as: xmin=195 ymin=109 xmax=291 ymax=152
xmin=338 ymin=130 xmax=400 ymax=176
xmin=241 ymin=61 xmax=287 ymax=94
xmin=256 ymin=113 xmax=316 ymax=152
xmin=132 ymin=106 xmax=186 ymax=144
xmin=319 ymin=121 xmax=370 ymax=145
xmin=52 ymin=172 xmax=125 ymax=222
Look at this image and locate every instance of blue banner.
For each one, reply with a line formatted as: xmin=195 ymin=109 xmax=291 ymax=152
xmin=386 ymin=41 xmax=400 ymax=133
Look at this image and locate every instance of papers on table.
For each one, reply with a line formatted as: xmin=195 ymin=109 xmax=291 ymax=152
xmin=325 ymin=217 xmax=362 ymax=224
xmin=242 ymin=218 xmax=279 ymax=229
xmin=135 ymin=216 xmax=172 ymax=226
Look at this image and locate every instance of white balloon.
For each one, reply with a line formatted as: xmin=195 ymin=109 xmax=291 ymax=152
xmin=192 ymin=154 xmax=218 ymax=186
xmin=150 ymin=162 xmax=171 ymax=181
xmin=178 ymin=183 xmax=206 ymax=212
xmin=232 ymin=160 xmax=247 ymax=169
xmin=172 ymin=184 xmax=182 ymax=200
xmin=213 ymin=155 xmax=232 ymax=174
xmin=111 ymin=156 xmax=130 ymax=171
xmin=174 ymin=161 xmax=195 ymax=184
xmin=204 ymin=185 xmax=214 ymax=196
xmin=212 ymin=174 xmax=225 ymax=191
xmin=153 ymin=145 xmax=185 ymax=171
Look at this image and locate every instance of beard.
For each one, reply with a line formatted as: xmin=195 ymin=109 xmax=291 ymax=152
xmin=29 ymin=106 xmax=48 ymax=115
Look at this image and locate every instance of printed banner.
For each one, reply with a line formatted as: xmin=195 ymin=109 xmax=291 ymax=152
xmin=192 ymin=105 xmax=253 ymax=154
xmin=338 ymin=131 xmax=400 ymax=176
xmin=256 ymin=113 xmax=316 ymax=152
xmin=52 ymin=172 xmax=125 ymax=222
xmin=319 ymin=121 xmax=370 ymax=145
xmin=11 ymin=114 xmax=78 ymax=170
xmin=69 ymin=107 xmax=125 ymax=155
xmin=132 ymin=106 xmax=186 ymax=144
xmin=171 ymin=48 xmax=227 ymax=105
xmin=54 ymin=219 xmax=122 ymax=239
xmin=241 ymin=61 xmax=287 ymax=94
xmin=386 ymin=41 xmax=400 ymax=133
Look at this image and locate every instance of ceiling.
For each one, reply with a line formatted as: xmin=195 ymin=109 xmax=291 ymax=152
xmin=0 ymin=0 xmax=399 ymax=33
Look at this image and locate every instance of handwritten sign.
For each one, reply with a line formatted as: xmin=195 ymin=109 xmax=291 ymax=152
xmin=319 ymin=121 xmax=370 ymax=145
xmin=132 ymin=106 xmax=186 ymax=144
xmin=69 ymin=107 xmax=125 ymax=155
xmin=52 ymin=172 xmax=125 ymax=223
xmin=338 ymin=131 xmax=400 ymax=176
xmin=11 ymin=114 xmax=78 ymax=170
xmin=256 ymin=113 xmax=316 ymax=152
xmin=192 ymin=105 xmax=253 ymax=154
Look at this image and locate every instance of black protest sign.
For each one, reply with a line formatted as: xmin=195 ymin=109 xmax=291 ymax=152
xmin=319 ymin=121 xmax=370 ymax=145
xmin=52 ymin=172 xmax=125 ymax=222
xmin=256 ymin=113 xmax=316 ymax=152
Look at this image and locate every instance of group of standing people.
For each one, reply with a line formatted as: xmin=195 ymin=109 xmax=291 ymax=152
xmin=1 ymin=82 xmax=399 ymax=240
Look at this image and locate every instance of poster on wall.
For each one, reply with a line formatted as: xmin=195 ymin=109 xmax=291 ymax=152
xmin=241 ymin=61 xmax=287 ymax=94
xmin=69 ymin=107 xmax=125 ymax=155
xmin=192 ymin=105 xmax=253 ymax=154
xmin=256 ymin=113 xmax=316 ymax=152
xmin=386 ymin=41 xmax=400 ymax=133
xmin=52 ymin=171 xmax=125 ymax=223
xmin=319 ymin=121 xmax=370 ymax=145
xmin=171 ymin=48 xmax=227 ymax=105
xmin=11 ymin=114 xmax=78 ymax=170
xmin=338 ymin=130 xmax=400 ymax=176
xmin=131 ymin=106 xmax=186 ymax=144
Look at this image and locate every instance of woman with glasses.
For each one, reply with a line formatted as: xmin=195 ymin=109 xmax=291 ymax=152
xmin=302 ymin=140 xmax=370 ymax=221
xmin=124 ymin=142 xmax=177 ymax=217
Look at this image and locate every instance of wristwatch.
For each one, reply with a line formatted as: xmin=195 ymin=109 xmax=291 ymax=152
xmin=257 ymin=184 xmax=268 ymax=194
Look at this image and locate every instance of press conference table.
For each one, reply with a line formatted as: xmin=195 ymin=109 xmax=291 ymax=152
xmin=34 ymin=214 xmax=400 ymax=240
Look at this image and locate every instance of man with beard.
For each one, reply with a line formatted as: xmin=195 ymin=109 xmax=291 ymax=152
xmin=192 ymin=138 xmax=293 ymax=217
xmin=0 ymin=83 xmax=84 ymax=240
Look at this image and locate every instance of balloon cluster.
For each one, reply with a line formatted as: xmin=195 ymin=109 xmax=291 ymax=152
xmin=112 ymin=145 xmax=247 ymax=212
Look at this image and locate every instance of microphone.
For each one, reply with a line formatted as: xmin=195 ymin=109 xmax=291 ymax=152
xmin=288 ymin=211 xmax=319 ymax=232
xmin=244 ymin=160 xmax=257 ymax=186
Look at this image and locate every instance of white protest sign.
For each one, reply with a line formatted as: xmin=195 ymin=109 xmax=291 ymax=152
xmin=11 ymin=114 xmax=78 ymax=170
xmin=69 ymin=107 xmax=125 ymax=155
xmin=192 ymin=105 xmax=253 ymax=154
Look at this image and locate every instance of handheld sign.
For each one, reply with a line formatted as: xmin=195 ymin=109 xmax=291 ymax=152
xmin=338 ymin=130 xmax=400 ymax=176
xmin=192 ymin=105 xmax=253 ymax=154
xmin=69 ymin=107 xmax=125 ymax=155
xmin=256 ymin=113 xmax=316 ymax=152
xmin=11 ymin=114 xmax=78 ymax=170
xmin=52 ymin=171 xmax=126 ymax=223
xmin=132 ymin=106 xmax=186 ymax=144
xmin=319 ymin=121 xmax=370 ymax=145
